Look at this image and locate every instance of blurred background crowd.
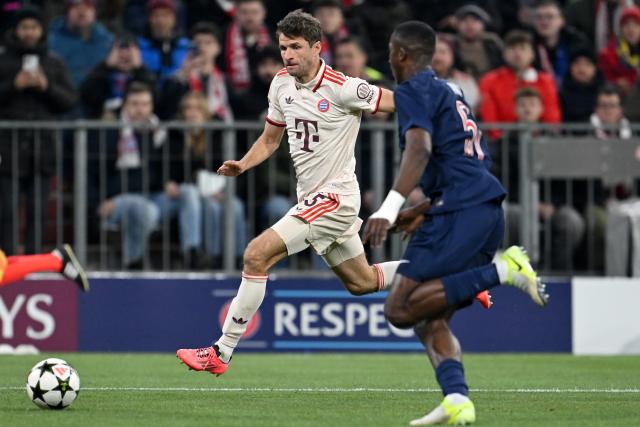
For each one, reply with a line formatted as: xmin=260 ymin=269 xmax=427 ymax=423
xmin=0 ymin=0 xmax=639 ymax=274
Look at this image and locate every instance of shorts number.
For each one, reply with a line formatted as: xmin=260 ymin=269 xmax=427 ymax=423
xmin=304 ymin=194 xmax=326 ymax=207
xmin=456 ymin=101 xmax=485 ymax=160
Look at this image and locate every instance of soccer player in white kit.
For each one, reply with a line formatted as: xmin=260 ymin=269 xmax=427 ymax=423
xmin=176 ymin=10 xmax=404 ymax=375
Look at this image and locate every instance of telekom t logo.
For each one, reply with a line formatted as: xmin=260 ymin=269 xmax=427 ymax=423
xmin=294 ymin=119 xmax=319 ymax=153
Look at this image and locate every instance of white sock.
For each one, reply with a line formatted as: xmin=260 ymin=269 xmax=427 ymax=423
xmin=373 ymin=260 xmax=407 ymax=291
xmin=494 ymin=259 xmax=508 ymax=284
xmin=445 ymin=393 xmax=470 ymax=404
xmin=215 ymin=272 xmax=267 ymax=362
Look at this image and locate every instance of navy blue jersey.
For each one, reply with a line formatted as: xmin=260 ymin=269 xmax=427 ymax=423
xmin=395 ymin=69 xmax=505 ymax=214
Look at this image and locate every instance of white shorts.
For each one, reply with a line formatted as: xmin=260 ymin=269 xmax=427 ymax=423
xmin=271 ymin=192 xmax=364 ymax=267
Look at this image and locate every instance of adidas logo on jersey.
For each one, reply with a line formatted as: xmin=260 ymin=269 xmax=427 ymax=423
xmin=285 ymin=96 xmax=294 ymax=104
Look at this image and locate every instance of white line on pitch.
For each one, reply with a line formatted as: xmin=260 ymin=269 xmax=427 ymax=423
xmin=1 ymin=387 xmax=639 ymax=393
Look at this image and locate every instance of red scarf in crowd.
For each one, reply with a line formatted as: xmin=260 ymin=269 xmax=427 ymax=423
xmin=225 ymin=22 xmax=271 ymax=91
xmin=320 ymin=24 xmax=350 ymax=66
xmin=189 ymin=66 xmax=234 ymax=123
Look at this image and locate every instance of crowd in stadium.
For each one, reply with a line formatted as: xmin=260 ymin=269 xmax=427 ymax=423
xmin=0 ymin=0 xmax=638 ymax=271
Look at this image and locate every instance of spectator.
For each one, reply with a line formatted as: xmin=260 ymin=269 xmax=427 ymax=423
xmin=409 ymin=0 xmax=507 ymax=34
xmin=453 ymin=4 xmax=503 ymax=79
xmin=222 ymin=0 xmax=272 ymax=93
xmin=232 ymin=44 xmax=282 ymax=119
xmin=81 ymin=33 xmax=156 ymax=119
xmin=504 ymin=88 xmax=586 ymax=270
xmin=566 ymin=0 xmax=640 ymax=52
xmin=479 ymin=30 xmax=562 ymax=124
xmin=532 ymin=0 xmax=590 ymax=86
xmin=124 ymin=0 xmax=187 ymax=37
xmin=183 ymin=0 xmax=231 ymax=33
xmin=334 ymin=36 xmax=389 ymax=85
xmin=351 ymin=0 xmax=411 ymax=74
xmin=591 ymin=85 xmax=632 ymax=139
xmin=432 ymin=34 xmax=480 ymax=112
xmin=157 ymin=22 xmax=232 ymax=121
xmin=598 ymin=5 xmax=640 ymax=95
xmin=174 ymin=92 xmax=247 ymax=268
xmin=560 ymin=48 xmax=605 ymax=122
xmin=138 ymin=0 xmax=189 ymax=83
xmin=92 ymin=82 xmax=164 ymax=269
xmin=590 ymin=85 xmax=635 ymax=272
xmin=48 ymin=0 xmax=113 ymax=86
xmin=312 ymin=0 xmax=353 ymax=66
xmin=0 ymin=6 xmax=77 ymax=254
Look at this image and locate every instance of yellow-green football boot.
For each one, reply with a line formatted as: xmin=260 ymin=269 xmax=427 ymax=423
xmin=410 ymin=395 xmax=476 ymax=425
xmin=500 ymin=246 xmax=548 ymax=306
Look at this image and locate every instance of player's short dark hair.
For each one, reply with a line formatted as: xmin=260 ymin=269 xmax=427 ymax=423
xmin=392 ymin=20 xmax=437 ymax=64
xmin=504 ymin=30 xmax=534 ymax=48
xmin=277 ymin=9 xmax=322 ymax=46
xmin=515 ymin=87 xmax=541 ymax=101
xmin=125 ymin=81 xmax=153 ymax=100
xmin=335 ymin=36 xmax=367 ymax=54
xmin=190 ymin=21 xmax=220 ymax=41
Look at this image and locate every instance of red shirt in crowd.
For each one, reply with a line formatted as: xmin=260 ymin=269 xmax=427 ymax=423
xmin=479 ymin=66 xmax=562 ymax=123
xmin=598 ymin=36 xmax=639 ymax=92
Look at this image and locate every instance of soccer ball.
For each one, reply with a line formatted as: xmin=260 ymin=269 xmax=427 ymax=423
xmin=26 ymin=358 xmax=80 ymax=409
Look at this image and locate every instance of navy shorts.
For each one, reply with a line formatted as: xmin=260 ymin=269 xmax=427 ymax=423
xmin=397 ymin=200 xmax=505 ymax=283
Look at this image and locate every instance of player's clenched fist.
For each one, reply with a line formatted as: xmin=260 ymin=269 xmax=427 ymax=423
xmin=217 ymin=160 xmax=245 ymax=176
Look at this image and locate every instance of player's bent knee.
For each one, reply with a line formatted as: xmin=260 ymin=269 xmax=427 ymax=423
xmin=384 ymin=301 xmax=416 ymax=329
xmin=344 ymin=281 xmax=369 ymax=296
xmin=243 ymin=239 xmax=268 ymax=272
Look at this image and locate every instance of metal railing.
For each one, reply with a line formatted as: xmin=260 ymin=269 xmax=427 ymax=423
xmin=0 ymin=120 xmax=638 ymax=275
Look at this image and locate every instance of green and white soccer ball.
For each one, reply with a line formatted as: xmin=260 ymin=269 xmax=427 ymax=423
xmin=26 ymin=358 xmax=80 ymax=409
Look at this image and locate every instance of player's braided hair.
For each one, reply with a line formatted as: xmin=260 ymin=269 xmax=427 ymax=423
xmin=276 ymin=9 xmax=322 ymax=46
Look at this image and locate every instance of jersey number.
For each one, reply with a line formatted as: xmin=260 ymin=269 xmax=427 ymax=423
xmin=456 ymin=101 xmax=485 ymax=160
xmin=294 ymin=118 xmax=319 ymax=152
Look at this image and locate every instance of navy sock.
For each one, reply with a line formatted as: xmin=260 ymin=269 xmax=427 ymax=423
xmin=435 ymin=359 xmax=468 ymax=396
xmin=441 ymin=264 xmax=500 ymax=306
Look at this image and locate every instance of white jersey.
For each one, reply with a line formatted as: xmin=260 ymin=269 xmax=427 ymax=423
xmin=266 ymin=60 xmax=382 ymax=202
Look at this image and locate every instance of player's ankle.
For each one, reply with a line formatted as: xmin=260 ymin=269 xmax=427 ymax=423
xmin=494 ymin=259 xmax=508 ymax=284
xmin=445 ymin=393 xmax=470 ymax=404
xmin=214 ymin=342 xmax=233 ymax=363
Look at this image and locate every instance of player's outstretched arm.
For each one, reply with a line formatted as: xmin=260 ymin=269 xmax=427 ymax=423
xmin=217 ymin=121 xmax=286 ymax=176
xmin=376 ymin=88 xmax=395 ymax=113
xmin=363 ymin=128 xmax=432 ymax=247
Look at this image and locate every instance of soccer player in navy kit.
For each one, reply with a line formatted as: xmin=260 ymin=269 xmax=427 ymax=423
xmin=364 ymin=22 xmax=549 ymax=425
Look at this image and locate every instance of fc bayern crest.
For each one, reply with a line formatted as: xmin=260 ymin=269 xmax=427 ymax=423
xmin=317 ymin=98 xmax=330 ymax=112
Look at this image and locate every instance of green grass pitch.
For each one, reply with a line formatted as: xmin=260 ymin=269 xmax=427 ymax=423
xmin=1 ymin=353 xmax=639 ymax=426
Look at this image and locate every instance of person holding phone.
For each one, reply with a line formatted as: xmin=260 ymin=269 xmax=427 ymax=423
xmin=157 ymin=22 xmax=233 ymax=121
xmin=81 ymin=33 xmax=156 ymax=119
xmin=0 ymin=6 xmax=77 ymax=255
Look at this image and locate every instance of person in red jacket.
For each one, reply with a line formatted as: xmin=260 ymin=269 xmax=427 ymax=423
xmin=479 ymin=30 xmax=562 ymax=124
xmin=598 ymin=5 xmax=640 ymax=95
